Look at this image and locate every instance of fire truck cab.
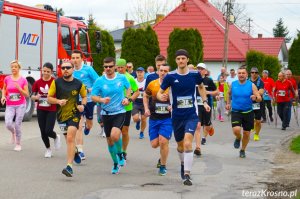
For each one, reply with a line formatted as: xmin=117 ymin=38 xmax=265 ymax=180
xmin=0 ymin=0 xmax=97 ymax=121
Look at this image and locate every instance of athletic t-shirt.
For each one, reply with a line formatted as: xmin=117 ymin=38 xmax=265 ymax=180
xmin=161 ymin=70 xmax=203 ymax=119
xmin=145 ymin=72 xmax=159 ymax=89
xmin=123 ymin=72 xmax=138 ymax=111
xmin=262 ymin=77 xmax=275 ymax=100
xmin=231 ymin=80 xmax=253 ymax=112
xmin=274 ymin=80 xmax=293 ymax=103
xmin=48 ymin=78 xmax=87 ymax=122
xmin=91 ymin=73 xmax=130 ymax=115
xmin=32 ymin=77 xmax=56 ymax=111
xmin=196 ymin=77 xmax=216 ymax=108
xmin=287 ymin=78 xmax=297 ymax=99
xmin=73 ymin=64 xmax=99 ymax=102
xmin=250 ymin=77 xmax=264 ymax=104
xmin=145 ymin=78 xmax=171 ymax=120
xmin=4 ymin=75 xmax=27 ymax=106
xmin=134 ymin=78 xmax=146 ymax=105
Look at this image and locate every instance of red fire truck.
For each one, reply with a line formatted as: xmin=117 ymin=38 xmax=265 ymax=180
xmin=0 ymin=1 xmax=100 ymax=120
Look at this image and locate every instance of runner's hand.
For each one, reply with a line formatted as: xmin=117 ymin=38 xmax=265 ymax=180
xmin=77 ymin=104 xmax=85 ymax=112
xmin=250 ymin=95 xmax=256 ymax=101
xmin=160 ymin=94 xmax=168 ymax=102
xmin=226 ymin=104 xmax=231 ymax=110
xmin=204 ymin=103 xmax=211 ymax=112
xmin=1 ymin=97 xmax=6 ymax=105
xmin=58 ymin=99 xmax=67 ymax=106
xmin=144 ymin=109 xmax=151 ymax=117
xmin=122 ymin=98 xmax=129 ymax=106
xmin=216 ymin=96 xmax=220 ymax=101
xmin=101 ymin=97 xmax=110 ymax=104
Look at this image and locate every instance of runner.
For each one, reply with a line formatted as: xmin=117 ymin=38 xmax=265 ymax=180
xmin=91 ymin=57 xmax=130 ymax=174
xmin=195 ymin=63 xmax=218 ymax=149
xmin=116 ymin=58 xmax=140 ymax=161
xmin=144 ymin=64 xmax=172 ymax=176
xmin=216 ymin=74 xmax=229 ymax=122
xmin=145 ymin=55 xmax=166 ymax=89
xmin=273 ymin=71 xmax=296 ymax=130
xmin=127 ymin=62 xmax=137 ymax=78
xmin=285 ymin=69 xmax=299 ymax=127
xmin=31 ymin=62 xmax=61 ymax=157
xmin=48 ymin=61 xmax=87 ymax=177
xmin=157 ymin=49 xmax=210 ymax=186
xmin=1 ymin=60 xmax=29 ymax=151
xmin=226 ymin=66 xmax=261 ymax=158
xmin=249 ymin=67 xmax=264 ymax=141
xmin=72 ymin=49 xmax=99 ymax=160
xmin=261 ymin=70 xmax=275 ymax=123
xmin=132 ymin=67 xmax=147 ymax=139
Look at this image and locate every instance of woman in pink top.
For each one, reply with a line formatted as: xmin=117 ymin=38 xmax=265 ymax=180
xmin=1 ymin=60 xmax=29 ymax=151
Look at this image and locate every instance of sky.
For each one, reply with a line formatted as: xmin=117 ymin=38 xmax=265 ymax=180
xmin=7 ymin=0 xmax=300 ymax=41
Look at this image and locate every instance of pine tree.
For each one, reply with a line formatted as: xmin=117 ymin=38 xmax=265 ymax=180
xmin=288 ymin=32 xmax=300 ymax=75
xmin=273 ymin=18 xmax=291 ymax=43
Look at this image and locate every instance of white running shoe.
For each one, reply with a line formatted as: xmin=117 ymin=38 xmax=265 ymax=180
xmin=99 ymin=127 xmax=106 ymax=138
xmin=14 ymin=145 xmax=22 ymax=151
xmin=54 ymin=134 xmax=61 ymax=150
xmin=44 ymin=149 xmax=52 ymax=158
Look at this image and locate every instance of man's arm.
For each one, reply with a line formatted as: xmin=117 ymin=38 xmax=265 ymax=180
xmin=252 ymin=84 xmax=262 ymax=102
xmin=198 ymin=83 xmax=211 ymax=112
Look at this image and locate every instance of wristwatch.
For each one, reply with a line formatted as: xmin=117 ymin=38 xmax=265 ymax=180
xmin=126 ymin=97 xmax=132 ymax=102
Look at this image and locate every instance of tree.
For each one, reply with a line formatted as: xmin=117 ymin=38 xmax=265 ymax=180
xmin=288 ymin=33 xmax=300 ymax=75
xmin=246 ymin=50 xmax=265 ymax=72
xmin=88 ymin=14 xmax=115 ymax=75
xmin=211 ymin=0 xmax=248 ymax=32
xmin=167 ymin=28 xmax=204 ymax=70
xmin=273 ymin=18 xmax=291 ymax=43
xmin=263 ymin=55 xmax=281 ymax=80
xmin=121 ymin=26 xmax=160 ymax=68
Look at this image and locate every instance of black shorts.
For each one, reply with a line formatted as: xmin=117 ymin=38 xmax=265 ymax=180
xmin=123 ymin=110 xmax=132 ymax=126
xmin=79 ymin=101 xmax=95 ymax=120
xmin=58 ymin=115 xmax=81 ymax=135
xmin=231 ymin=111 xmax=254 ymax=131
xmin=102 ymin=113 xmax=126 ymax=137
xmin=197 ymin=105 xmax=212 ymax=126
xmin=253 ymin=109 xmax=262 ymax=120
xmin=132 ymin=103 xmax=145 ymax=116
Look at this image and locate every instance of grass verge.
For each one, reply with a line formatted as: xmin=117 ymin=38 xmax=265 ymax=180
xmin=290 ymin=135 xmax=300 ymax=154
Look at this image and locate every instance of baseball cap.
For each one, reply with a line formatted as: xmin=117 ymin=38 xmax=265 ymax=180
xmin=197 ymin=63 xmax=206 ymax=69
xmin=116 ymin=58 xmax=127 ymax=67
xmin=262 ymin=70 xmax=269 ymax=74
xmin=136 ymin=67 xmax=145 ymax=71
xmin=250 ymin=67 xmax=259 ymax=73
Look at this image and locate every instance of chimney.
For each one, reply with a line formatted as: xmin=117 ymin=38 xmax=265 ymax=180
xmin=155 ymin=14 xmax=164 ymax=24
xmin=258 ymin=33 xmax=263 ymax=38
xmin=124 ymin=13 xmax=134 ymax=28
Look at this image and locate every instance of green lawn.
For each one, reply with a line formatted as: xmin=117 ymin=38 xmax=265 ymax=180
xmin=290 ymin=135 xmax=300 ymax=154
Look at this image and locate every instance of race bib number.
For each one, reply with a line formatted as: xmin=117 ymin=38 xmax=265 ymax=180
xmin=278 ymin=90 xmax=286 ymax=97
xmin=155 ymin=103 xmax=169 ymax=114
xmin=9 ymin=93 xmax=21 ymax=101
xmin=138 ymin=91 xmax=144 ymax=99
xmin=197 ymin=96 xmax=203 ymax=106
xmin=39 ymin=97 xmax=50 ymax=107
xmin=58 ymin=123 xmax=67 ymax=133
xmin=177 ymin=96 xmax=193 ymax=108
xmin=252 ymin=103 xmax=260 ymax=110
xmin=219 ymin=92 xmax=224 ymax=98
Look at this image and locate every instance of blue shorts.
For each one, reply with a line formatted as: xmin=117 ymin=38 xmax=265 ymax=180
xmin=81 ymin=102 xmax=95 ymax=120
xmin=149 ymin=118 xmax=172 ymax=141
xmin=172 ymin=117 xmax=198 ymax=142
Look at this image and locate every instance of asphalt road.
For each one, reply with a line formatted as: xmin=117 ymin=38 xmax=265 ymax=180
xmin=0 ymin=110 xmax=299 ymax=199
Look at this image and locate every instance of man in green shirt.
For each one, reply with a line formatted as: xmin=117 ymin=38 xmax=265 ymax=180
xmin=116 ymin=59 xmax=140 ymax=161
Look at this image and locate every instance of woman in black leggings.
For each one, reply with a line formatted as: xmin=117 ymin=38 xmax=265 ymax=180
xmin=31 ymin=63 xmax=61 ymax=157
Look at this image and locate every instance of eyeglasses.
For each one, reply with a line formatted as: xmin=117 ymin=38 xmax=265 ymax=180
xmin=61 ymin=66 xmax=73 ymax=70
xmin=104 ymin=65 xmax=114 ymax=69
xmin=251 ymin=72 xmax=258 ymax=74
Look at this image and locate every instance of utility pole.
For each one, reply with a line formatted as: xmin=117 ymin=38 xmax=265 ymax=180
xmin=247 ymin=18 xmax=253 ymax=50
xmin=222 ymin=0 xmax=233 ymax=69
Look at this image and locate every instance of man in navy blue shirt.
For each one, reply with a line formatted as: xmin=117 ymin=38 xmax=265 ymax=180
xmin=157 ymin=49 xmax=210 ymax=186
xmin=145 ymin=55 xmax=166 ymax=89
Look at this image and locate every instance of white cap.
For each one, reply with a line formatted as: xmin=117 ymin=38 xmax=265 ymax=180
xmin=197 ymin=63 xmax=206 ymax=69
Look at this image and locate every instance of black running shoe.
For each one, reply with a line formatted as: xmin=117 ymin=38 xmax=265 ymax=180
xmin=194 ymin=148 xmax=201 ymax=157
xmin=62 ymin=165 xmax=73 ymax=177
xmin=183 ymin=174 xmax=192 ymax=186
xmin=239 ymin=150 xmax=246 ymax=158
xmin=156 ymin=158 xmax=161 ymax=168
xmin=122 ymin=152 xmax=127 ymax=160
xmin=201 ymin=138 xmax=206 ymax=145
xmin=234 ymin=138 xmax=241 ymax=149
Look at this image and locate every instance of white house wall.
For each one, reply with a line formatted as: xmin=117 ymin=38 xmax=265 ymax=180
xmin=205 ymin=62 xmax=243 ymax=80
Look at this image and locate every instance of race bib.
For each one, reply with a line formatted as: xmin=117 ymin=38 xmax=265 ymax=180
xmin=219 ymin=92 xmax=224 ymax=98
xmin=197 ymin=96 xmax=203 ymax=106
xmin=177 ymin=96 xmax=193 ymax=108
xmin=278 ymin=90 xmax=286 ymax=97
xmin=9 ymin=93 xmax=21 ymax=101
xmin=138 ymin=91 xmax=144 ymax=99
xmin=58 ymin=122 xmax=67 ymax=133
xmin=252 ymin=103 xmax=260 ymax=110
xmin=39 ymin=97 xmax=50 ymax=107
xmin=155 ymin=103 xmax=169 ymax=114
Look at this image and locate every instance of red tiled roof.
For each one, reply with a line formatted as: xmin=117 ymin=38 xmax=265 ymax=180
xmin=153 ymin=0 xmax=283 ymax=62
xmin=242 ymin=37 xmax=285 ymax=57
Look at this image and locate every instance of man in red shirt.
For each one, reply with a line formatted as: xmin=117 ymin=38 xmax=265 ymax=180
xmin=285 ymin=69 xmax=298 ymax=127
xmin=261 ymin=70 xmax=275 ymax=122
xmin=274 ymin=72 xmax=295 ymax=130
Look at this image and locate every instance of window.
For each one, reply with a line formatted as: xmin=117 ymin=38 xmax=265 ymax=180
xmin=61 ymin=26 xmax=71 ymax=52
xmin=73 ymin=28 xmax=78 ymax=49
xmin=79 ymin=28 xmax=88 ymax=53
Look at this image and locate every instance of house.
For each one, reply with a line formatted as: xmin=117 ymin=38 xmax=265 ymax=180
xmin=110 ymin=0 xmax=288 ymax=80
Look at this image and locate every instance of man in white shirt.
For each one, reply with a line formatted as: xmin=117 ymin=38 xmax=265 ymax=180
xmin=226 ymin=68 xmax=238 ymax=85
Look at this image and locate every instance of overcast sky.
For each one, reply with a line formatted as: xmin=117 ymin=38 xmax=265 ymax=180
xmin=9 ymin=0 xmax=300 ymax=40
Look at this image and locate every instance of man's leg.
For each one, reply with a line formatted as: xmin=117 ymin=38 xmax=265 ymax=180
xmin=194 ymin=122 xmax=202 ymax=156
xmin=122 ymin=111 xmax=131 ymax=159
xmin=75 ymin=116 xmax=85 ymax=159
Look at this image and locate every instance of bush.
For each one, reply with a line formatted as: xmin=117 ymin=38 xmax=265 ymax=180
xmin=263 ymin=55 xmax=281 ymax=80
xmin=246 ymin=50 xmax=265 ymax=72
xmin=288 ymin=33 xmax=300 ymax=75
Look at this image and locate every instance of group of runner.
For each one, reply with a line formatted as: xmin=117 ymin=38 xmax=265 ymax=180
xmin=1 ymin=48 xmax=299 ymax=186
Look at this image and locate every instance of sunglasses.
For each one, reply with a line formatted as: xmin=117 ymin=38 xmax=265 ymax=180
xmin=104 ymin=65 xmax=114 ymax=69
xmin=61 ymin=66 xmax=73 ymax=70
xmin=127 ymin=66 xmax=132 ymax=68
xmin=251 ymin=72 xmax=258 ymax=74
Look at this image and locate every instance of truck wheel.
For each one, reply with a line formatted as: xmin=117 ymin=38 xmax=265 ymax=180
xmin=23 ymin=84 xmax=34 ymax=121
